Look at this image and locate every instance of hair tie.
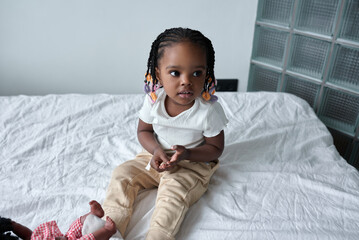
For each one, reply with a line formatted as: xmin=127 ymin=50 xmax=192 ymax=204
xmin=144 ymin=73 xmax=160 ymax=103
xmin=202 ymin=77 xmax=218 ymax=102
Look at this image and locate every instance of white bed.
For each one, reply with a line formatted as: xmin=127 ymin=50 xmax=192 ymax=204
xmin=1 ymin=92 xmax=359 ymax=239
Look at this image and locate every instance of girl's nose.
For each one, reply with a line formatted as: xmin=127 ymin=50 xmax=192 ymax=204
xmin=181 ymin=75 xmax=192 ymax=86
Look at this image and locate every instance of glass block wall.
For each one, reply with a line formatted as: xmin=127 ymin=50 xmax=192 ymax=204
xmin=248 ymin=0 xmax=359 ymax=168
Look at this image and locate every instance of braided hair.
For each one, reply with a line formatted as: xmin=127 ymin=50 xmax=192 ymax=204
xmin=145 ymin=27 xmax=216 ymax=95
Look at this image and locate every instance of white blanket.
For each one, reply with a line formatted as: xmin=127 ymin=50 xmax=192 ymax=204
xmin=1 ymin=92 xmax=359 ymax=239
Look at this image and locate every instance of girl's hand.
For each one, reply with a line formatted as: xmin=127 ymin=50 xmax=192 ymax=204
xmin=151 ymin=147 xmax=171 ymax=172
xmin=168 ymin=145 xmax=189 ymax=166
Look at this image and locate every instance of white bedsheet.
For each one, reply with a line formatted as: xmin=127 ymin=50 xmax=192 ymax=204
xmin=1 ymin=92 xmax=359 ymax=239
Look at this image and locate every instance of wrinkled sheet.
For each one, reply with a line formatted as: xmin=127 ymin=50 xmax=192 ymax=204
xmin=1 ymin=92 xmax=359 ymax=239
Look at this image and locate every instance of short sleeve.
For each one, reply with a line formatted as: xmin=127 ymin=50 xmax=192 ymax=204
xmin=203 ymin=102 xmax=229 ymax=137
xmin=138 ymin=95 xmax=154 ymax=124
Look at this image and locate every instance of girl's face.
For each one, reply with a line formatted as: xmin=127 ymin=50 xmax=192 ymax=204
xmin=156 ymin=41 xmax=207 ymax=116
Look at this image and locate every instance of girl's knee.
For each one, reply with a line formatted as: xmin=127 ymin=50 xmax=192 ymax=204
xmin=111 ymin=163 xmax=134 ymax=180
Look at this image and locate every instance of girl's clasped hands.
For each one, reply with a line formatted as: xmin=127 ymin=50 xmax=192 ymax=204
xmin=151 ymin=145 xmax=189 ymax=171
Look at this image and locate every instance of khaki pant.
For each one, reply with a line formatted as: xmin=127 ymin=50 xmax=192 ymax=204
xmin=102 ymin=151 xmax=219 ymax=240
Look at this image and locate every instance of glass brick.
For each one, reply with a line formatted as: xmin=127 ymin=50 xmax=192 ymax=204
xmin=257 ymin=0 xmax=295 ymax=26
xmin=288 ymin=35 xmax=330 ymax=79
xmin=283 ymin=75 xmax=320 ymax=107
xmin=329 ymin=45 xmax=359 ymax=91
xmin=318 ymin=88 xmax=359 ymax=135
xmin=252 ymin=26 xmax=289 ymax=67
xmin=248 ymin=64 xmax=281 ymax=92
xmin=339 ymin=0 xmax=359 ymax=41
xmin=295 ymin=0 xmax=340 ymax=36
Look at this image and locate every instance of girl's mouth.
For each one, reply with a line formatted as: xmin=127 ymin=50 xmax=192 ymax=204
xmin=178 ymin=91 xmax=193 ymax=98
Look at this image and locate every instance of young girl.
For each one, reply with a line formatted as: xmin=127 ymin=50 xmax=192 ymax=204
xmin=102 ymin=27 xmax=228 ymax=240
xmin=1 ymin=201 xmax=117 ymax=240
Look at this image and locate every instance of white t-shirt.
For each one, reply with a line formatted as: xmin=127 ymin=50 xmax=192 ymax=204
xmin=138 ymin=88 xmax=228 ymax=150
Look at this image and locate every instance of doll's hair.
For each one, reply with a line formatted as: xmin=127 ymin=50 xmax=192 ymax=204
xmin=145 ymin=27 xmax=215 ymax=90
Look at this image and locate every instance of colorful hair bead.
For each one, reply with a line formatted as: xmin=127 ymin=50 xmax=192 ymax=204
xmin=202 ymin=91 xmax=211 ymax=101
xmin=144 ymin=73 xmax=160 ymax=103
xmin=150 ymin=92 xmax=157 ymax=103
xmin=210 ymin=95 xmax=218 ymax=102
xmin=144 ymin=84 xmax=150 ymax=94
xmin=202 ymin=77 xmax=218 ymax=102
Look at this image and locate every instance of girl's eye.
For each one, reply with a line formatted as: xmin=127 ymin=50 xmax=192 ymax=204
xmin=193 ymin=71 xmax=203 ymax=77
xmin=170 ymin=71 xmax=180 ymax=77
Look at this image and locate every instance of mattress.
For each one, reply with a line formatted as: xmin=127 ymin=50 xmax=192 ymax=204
xmin=1 ymin=92 xmax=359 ymax=239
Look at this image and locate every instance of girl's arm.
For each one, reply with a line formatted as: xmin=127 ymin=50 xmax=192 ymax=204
xmin=137 ymin=119 xmax=159 ymax=154
xmin=169 ymin=130 xmax=225 ymax=164
xmin=137 ymin=119 xmax=170 ymax=171
xmin=138 ymin=119 xmax=225 ymax=170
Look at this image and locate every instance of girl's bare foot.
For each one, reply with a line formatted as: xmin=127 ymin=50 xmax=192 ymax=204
xmin=80 ymin=200 xmax=105 ymax=225
xmin=91 ymin=217 xmax=117 ymax=240
xmin=89 ymin=201 xmax=104 ymax=218
xmin=104 ymin=217 xmax=116 ymax=235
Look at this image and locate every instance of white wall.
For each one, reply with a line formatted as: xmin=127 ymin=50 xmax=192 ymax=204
xmin=0 ymin=0 xmax=258 ymax=95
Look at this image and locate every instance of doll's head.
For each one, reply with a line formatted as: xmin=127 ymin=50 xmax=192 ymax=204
xmin=144 ymin=27 xmax=217 ymax=103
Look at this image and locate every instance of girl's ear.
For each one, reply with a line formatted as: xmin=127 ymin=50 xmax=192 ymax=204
xmin=155 ymin=67 xmax=162 ymax=84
